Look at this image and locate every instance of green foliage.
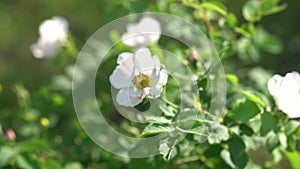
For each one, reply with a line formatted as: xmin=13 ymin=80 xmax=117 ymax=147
xmin=229 ymin=100 xmax=261 ymax=123
xmin=228 ymin=136 xmax=249 ymax=168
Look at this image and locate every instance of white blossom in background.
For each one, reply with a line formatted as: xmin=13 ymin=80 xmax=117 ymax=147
xmin=268 ymin=71 xmax=300 ymax=118
xmin=30 ymin=16 xmax=69 ymax=59
xmin=121 ymin=17 xmax=161 ymax=48
xmin=110 ymin=48 xmax=168 ymax=107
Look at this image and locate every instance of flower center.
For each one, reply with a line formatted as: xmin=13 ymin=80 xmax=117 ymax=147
xmin=133 ymin=73 xmax=150 ymax=90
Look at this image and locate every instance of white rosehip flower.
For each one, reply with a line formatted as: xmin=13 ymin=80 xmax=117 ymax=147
xmin=121 ymin=17 xmax=161 ymax=48
xmin=268 ymin=71 xmax=300 ymax=118
xmin=30 ymin=16 xmax=69 ymax=59
xmin=110 ymin=48 xmax=168 ymax=107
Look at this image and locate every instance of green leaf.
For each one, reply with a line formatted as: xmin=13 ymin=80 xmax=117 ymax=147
xmin=228 ymin=136 xmax=248 ymax=168
xmin=260 ymin=4 xmax=287 ymax=16
xmin=159 ymin=137 xmax=179 ymax=161
xmin=236 ymin=37 xmax=260 ymax=63
xmin=295 ymin=127 xmax=300 ymax=139
xmin=259 ymin=0 xmax=287 ymax=17
xmin=260 ymin=112 xmax=279 ymax=136
xmin=159 ymin=143 xmax=177 ymax=161
xmin=244 ymin=159 xmax=262 ymax=169
xmin=0 ymin=146 xmax=18 ymax=167
xmin=239 ymin=123 xmax=254 ymax=136
xmin=142 ymin=123 xmax=174 ymax=136
xmin=51 ymin=75 xmax=72 ymax=91
xmin=235 ymin=23 xmax=256 ymax=38
xmin=286 ymin=135 xmax=296 ymax=152
xmin=285 ymin=151 xmax=300 ymax=169
xmin=51 ymin=93 xmax=65 ymax=106
xmin=200 ymin=2 xmax=227 ymax=16
xmin=179 ymin=109 xmax=212 ymax=124
xmin=160 ymin=105 xmax=177 ymax=117
xmin=16 ymin=155 xmax=34 ymax=169
xmin=220 ymin=149 xmax=235 ymax=168
xmin=42 ymin=159 xmax=62 ymax=169
xmin=208 ymin=124 xmax=230 ymax=144
xmin=255 ymin=28 xmax=283 ymax=54
xmin=284 ymin=120 xmax=300 ymax=135
xmin=226 ymin=74 xmax=239 ymax=88
xmin=266 ymin=132 xmax=280 ymax=152
xmin=20 ymin=138 xmax=50 ymax=153
xmin=249 ymin=67 xmax=273 ymax=92
xmin=242 ymin=0 xmax=286 ymax=22
xmin=146 ymin=116 xmax=173 ymax=124
xmin=242 ymin=90 xmax=265 ymax=108
xmin=242 ymin=0 xmax=261 ymax=21
xmin=225 ymin=13 xmax=238 ymax=28
xmin=243 ymin=135 xmax=266 ymax=150
xmin=230 ymin=100 xmax=260 ymax=123
xmin=219 ymin=42 xmax=233 ymax=59
xmin=64 ymin=162 xmax=83 ymax=169
xmin=279 ymin=132 xmax=287 ymax=149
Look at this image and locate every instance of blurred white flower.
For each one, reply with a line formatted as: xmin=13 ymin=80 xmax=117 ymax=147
xmin=30 ymin=16 xmax=69 ymax=59
xmin=121 ymin=17 xmax=161 ymax=48
xmin=110 ymin=48 xmax=168 ymax=107
xmin=268 ymin=71 xmax=300 ymax=118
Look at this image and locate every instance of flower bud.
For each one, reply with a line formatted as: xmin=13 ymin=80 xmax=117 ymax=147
xmin=5 ymin=128 xmax=16 ymax=141
xmin=189 ymin=49 xmax=199 ymax=64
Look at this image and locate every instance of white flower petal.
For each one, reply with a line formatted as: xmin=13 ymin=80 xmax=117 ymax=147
xmin=110 ymin=47 xmax=168 ymax=107
xmin=152 ymin=55 xmax=161 ymax=75
xmin=31 ymin=16 xmax=69 ymax=59
xmin=267 ymin=74 xmax=283 ymax=96
xmin=150 ymin=68 xmax=168 ymax=87
xmin=39 ymin=16 xmax=68 ymax=44
xmin=281 ymin=71 xmax=300 ymax=92
xmin=116 ymin=88 xmax=143 ymax=106
xmin=140 ymin=87 xmax=151 ymax=99
xmin=52 ymin=16 xmax=69 ymax=30
xmin=30 ymin=38 xmax=60 ymax=59
xmin=121 ymin=33 xmax=140 ymax=48
xmin=138 ymin=17 xmax=161 ymax=43
xmin=117 ymin=52 xmax=133 ymax=64
xmin=277 ymin=94 xmax=300 ymax=118
xmin=268 ymin=71 xmax=300 ymax=118
xmin=109 ymin=54 xmax=135 ymax=89
xmin=157 ymin=68 xmax=168 ymax=86
xmin=150 ymin=87 xmax=163 ymax=98
xmin=133 ymin=48 xmax=155 ymax=73
xmin=121 ymin=17 xmax=161 ymax=48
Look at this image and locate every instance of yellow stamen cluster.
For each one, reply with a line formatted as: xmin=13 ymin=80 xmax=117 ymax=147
xmin=133 ymin=73 xmax=150 ymax=90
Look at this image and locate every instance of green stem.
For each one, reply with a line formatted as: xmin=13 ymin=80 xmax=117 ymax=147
xmin=162 ymin=97 xmax=179 ymax=109
xmin=175 ymin=126 xmax=208 ymax=136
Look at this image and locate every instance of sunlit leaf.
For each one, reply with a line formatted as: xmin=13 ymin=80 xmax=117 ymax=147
xmin=284 ymin=120 xmax=300 ymax=136
xmin=0 ymin=146 xmax=18 ymax=167
xmin=200 ymin=2 xmax=227 ymax=16
xmin=16 ymin=155 xmax=34 ymax=169
xmin=208 ymin=124 xmax=230 ymax=144
xmin=142 ymin=123 xmax=174 ymax=136
xmin=64 ymin=162 xmax=84 ymax=169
